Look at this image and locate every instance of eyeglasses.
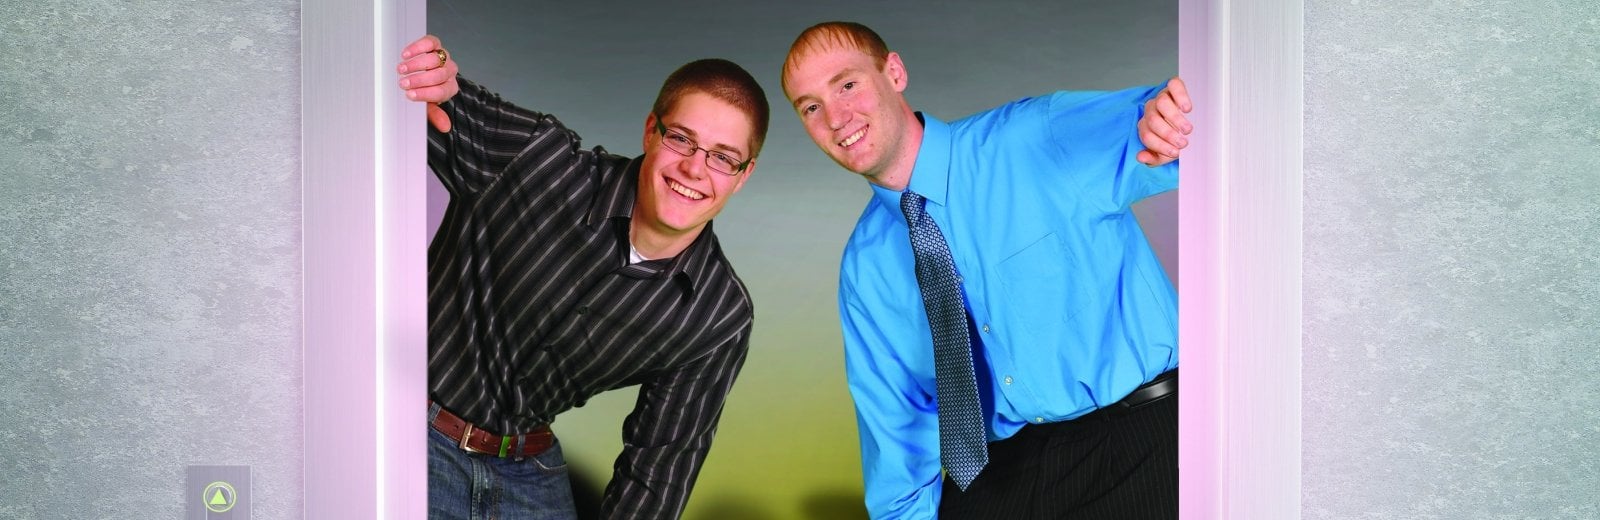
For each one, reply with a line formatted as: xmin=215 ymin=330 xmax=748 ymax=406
xmin=654 ymin=118 xmax=751 ymax=176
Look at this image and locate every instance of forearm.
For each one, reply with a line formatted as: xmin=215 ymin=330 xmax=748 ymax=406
xmin=839 ymin=290 xmax=944 ymax=519
xmin=1043 ymin=84 xmax=1178 ymax=210
xmin=598 ymin=443 xmax=707 ymax=519
xmin=852 ymin=377 xmax=944 ymax=520
xmin=600 ymin=327 xmax=751 ymax=518
xmin=427 ymin=75 xmax=577 ymax=195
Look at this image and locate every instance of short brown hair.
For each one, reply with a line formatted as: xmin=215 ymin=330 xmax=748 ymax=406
xmin=651 ymin=59 xmax=771 ymax=158
xmin=781 ymin=21 xmax=891 ymax=99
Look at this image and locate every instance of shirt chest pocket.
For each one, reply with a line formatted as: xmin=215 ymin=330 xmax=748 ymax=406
xmin=996 ymin=233 xmax=1086 ymax=327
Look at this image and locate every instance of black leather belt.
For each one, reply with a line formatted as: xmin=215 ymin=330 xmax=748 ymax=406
xmin=1012 ymin=369 xmax=1177 ymax=437
xmin=1105 ymin=368 xmax=1177 ymax=416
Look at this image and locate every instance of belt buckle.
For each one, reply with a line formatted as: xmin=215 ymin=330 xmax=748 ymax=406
xmin=458 ymin=423 xmax=492 ymax=455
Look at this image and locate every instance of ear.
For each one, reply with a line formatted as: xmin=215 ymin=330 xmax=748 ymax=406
xmin=884 ymin=51 xmax=909 ymax=93
xmin=730 ymin=160 xmax=755 ymax=194
xmin=642 ymin=112 xmax=659 ymax=151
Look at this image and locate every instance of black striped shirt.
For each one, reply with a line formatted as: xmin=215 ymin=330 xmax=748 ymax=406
xmin=427 ymin=76 xmax=754 ymax=519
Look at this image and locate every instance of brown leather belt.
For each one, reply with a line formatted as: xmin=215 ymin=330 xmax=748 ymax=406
xmin=429 ymin=402 xmax=554 ymax=459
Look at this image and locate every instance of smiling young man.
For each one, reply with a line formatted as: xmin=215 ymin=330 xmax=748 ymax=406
xmin=396 ymin=35 xmax=767 ymax=519
xmin=781 ymin=22 xmax=1192 ymax=519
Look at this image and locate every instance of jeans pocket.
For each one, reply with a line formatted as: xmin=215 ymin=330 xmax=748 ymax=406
xmin=526 ymin=439 xmax=568 ymax=474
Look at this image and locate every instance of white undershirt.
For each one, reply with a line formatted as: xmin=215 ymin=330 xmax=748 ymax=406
xmin=628 ymin=243 xmax=649 ymax=264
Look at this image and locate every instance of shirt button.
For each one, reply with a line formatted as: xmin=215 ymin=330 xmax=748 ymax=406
xmin=981 ymin=324 xmax=991 ymax=333
xmin=576 ymin=306 xmax=588 ymax=315
xmin=1003 ymin=376 xmax=1014 ymax=385
xmin=1034 ymin=417 xmax=1045 ymax=423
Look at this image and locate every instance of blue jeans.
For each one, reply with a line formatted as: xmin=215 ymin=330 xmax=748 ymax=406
xmin=428 ymin=426 xmax=578 ymax=520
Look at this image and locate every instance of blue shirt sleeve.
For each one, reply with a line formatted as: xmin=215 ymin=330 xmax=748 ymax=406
xmin=1046 ymin=85 xmax=1179 ymax=212
xmin=840 ymin=278 xmax=943 ymax=519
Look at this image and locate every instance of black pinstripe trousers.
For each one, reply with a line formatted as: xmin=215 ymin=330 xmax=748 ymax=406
xmin=938 ymin=391 xmax=1178 ymax=519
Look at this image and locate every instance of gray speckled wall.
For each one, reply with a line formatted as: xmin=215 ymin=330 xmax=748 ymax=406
xmin=1305 ymin=1 xmax=1599 ymax=518
xmin=1 ymin=2 xmax=302 ymax=518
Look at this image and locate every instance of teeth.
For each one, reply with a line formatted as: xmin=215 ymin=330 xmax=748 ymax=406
xmin=668 ymin=179 xmax=705 ymax=200
xmin=839 ymin=128 xmax=865 ymax=147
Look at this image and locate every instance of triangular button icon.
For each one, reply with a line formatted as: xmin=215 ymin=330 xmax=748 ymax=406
xmin=210 ymin=489 xmax=229 ymax=505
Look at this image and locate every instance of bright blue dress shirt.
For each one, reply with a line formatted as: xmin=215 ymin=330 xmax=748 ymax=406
xmin=838 ymin=85 xmax=1178 ymax=519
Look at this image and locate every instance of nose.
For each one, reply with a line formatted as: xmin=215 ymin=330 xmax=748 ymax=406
xmin=678 ymin=148 xmax=710 ymax=179
xmin=824 ymin=102 xmax=850 ymax=131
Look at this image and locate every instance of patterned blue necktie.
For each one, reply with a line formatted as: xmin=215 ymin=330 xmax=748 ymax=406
xmin=900 ymin=190 xmax=988 ymax=491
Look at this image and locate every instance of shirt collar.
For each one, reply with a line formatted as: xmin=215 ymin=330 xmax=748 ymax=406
xmin=869 ymin=112 xmax=953 ymax=216
xmin=588 ymin=154 xmax=641 ymax=225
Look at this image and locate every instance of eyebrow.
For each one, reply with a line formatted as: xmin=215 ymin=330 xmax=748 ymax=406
xmin=664 ymin=123 xmax=747 ymax=159
xmin=791 ymin=68 xmax=860 ymax=111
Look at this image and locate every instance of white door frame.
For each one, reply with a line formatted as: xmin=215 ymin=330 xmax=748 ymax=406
xmin=303 ymin=1 xmax=428 ymax=518
xmin=1180 ymin=0 xmax=1304 ymax=518
xmin=301 ymin=0 xmax=1305 ymax=517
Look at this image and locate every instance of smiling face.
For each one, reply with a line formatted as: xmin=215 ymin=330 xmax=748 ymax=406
xmin=632 ymin=91 xmax=755 ymax=248
xmin=783 ymin=37 xmax=920 ymax=190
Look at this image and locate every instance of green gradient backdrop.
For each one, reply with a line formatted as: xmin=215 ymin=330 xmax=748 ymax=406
xmin=425 ymin=2 xmax=1177 ymax=518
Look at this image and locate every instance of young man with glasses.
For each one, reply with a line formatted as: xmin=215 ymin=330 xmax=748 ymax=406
xmin=780 ymin=22 xmax=1192 ymax=519
xmin=396 ymin=35 xmax=767 ymax=519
